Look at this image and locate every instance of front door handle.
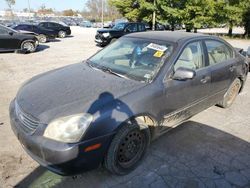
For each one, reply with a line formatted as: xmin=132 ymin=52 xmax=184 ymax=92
xmin=229 ymin=65 xmax=236 ymax=72
xmin=200 ymin=76 xmax=210 ymax=84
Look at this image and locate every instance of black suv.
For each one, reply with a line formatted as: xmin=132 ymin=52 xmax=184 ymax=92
xmin=12 ymin=24 xmax=58 ymax=43
xmin=38 ymin=22 xmax=71 ymax=38
xmin=95 ymin=22 xmax=146 ymax=46
xmin=0 ymin=24 xmax=38 ymax=53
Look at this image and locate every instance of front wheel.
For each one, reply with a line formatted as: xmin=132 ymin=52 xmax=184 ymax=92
xmin=104 ymin=121 xmax=150 ymax=175
xmin=217 ymin=78 xmax=241 ymax=108
xmin=58 ymin=30 xmax=66 ymax=38
xmin=110 ymin=38 xmax=117 ymax=44
xmin=21 ymin=40 xmax=36 ymax=53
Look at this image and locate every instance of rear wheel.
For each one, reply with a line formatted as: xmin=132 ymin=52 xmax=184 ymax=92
xmin=21 ymin=40 xmax=36 ymax=53
xmin=38 ymin=34 xmax=47 ymax=43
xmin=217 ymin=78 xmax=241 ymax=108
xmin=58 ymin=30 xmax=66 ymax=38
xmin=110 ymin=38 xmax=117 ymax=44
xmin=104 ymin=121 xmax=150 ymax=175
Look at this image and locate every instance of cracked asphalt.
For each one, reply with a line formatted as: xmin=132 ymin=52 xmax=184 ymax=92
xmin=0 ymin=27 xmax=249 ymax=188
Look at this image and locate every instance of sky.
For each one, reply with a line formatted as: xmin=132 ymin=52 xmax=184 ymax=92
xmin=0 ymin=0 xmax=88 ymax=11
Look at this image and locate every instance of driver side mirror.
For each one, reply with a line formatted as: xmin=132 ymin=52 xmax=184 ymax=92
xmin=172 ymin=67 xmax=196 ymax=81
xmin=8 ymin=31 xmax=14 ymax=36
xmin=247 ymin=46 xmax=250 ymax=56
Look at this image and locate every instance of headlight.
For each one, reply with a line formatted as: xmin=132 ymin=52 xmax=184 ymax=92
xmin=102 ymin=32 xmax=110 ymax=38
xmin=44 ymin=113 xmax=93 ymax=143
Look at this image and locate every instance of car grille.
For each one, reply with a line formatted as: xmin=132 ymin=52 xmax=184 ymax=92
xmin=95 ymin=33 xmax=102 ymax=40
xmin=15 ymin=101 xmax=40 ymax=134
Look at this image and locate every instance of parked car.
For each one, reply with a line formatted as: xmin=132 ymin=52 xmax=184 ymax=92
xmin=235 ymin=47 xmax=250 ymax=72
xmin=10 ymin=32 xmax=248 ymax=176
xmin=38 ymin=21 xmax=71 ymax=38
xmin=95 ymin=22 xmax=146 ymax=46
xmin=0 ymin=24 xmax=38 ymax=53
xmin=12 ymin=24 xmax=58 ymax=43
xmin=80 ymin=21 xmax=92 ymax=28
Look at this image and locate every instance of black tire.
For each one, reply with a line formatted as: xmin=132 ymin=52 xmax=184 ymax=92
xmin=104 ymin=121 xmax=150 ymax=175
xmin=58 ymin=30 xmax=66 ymax=38
xmin=38 ymin=34 xmax=47 ymax=43
xmin=217 ymin=78 xmax=241 ymax=108
xmin=21 ymin=40 xmax=36 ymax=53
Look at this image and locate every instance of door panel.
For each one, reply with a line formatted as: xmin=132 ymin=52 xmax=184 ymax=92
xmin=205 ymin=40 xmax=236 ymax=101
xmin=160 ymin=41 xmax=212 ymax=131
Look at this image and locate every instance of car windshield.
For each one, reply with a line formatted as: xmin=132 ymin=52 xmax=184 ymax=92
xmin=59 ymin=21 xmax=68 ymax=26
xmin=88 ymin=38 xmax=174 ymax=83
xmin=113 ymin=23 xmax=126 ymax=30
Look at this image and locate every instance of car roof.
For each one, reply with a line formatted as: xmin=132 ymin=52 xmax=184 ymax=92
xmin=126 ymin=31 xmax=214 ymax=43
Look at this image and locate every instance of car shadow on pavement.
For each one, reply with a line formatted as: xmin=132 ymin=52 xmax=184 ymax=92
xmin=49 ymin=39 xmax=61 ymax=42
xmin=14 ymin=121 xmax=250 ymax=188
xmin=36 ymin=45 xmax=50 ymax=52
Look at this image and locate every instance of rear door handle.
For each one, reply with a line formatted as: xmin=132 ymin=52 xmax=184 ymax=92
xmin=200 ymin=76 xmax=210 ymax=84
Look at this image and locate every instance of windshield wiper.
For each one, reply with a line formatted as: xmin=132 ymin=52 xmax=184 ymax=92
xmin=86 ymin=60 xmax=131 ymax=80
xmin=100 ymin=67 xmax=130 ymax=79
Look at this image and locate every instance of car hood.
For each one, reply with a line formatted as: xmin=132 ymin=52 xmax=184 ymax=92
xmin=16 ymin=62 xmax=146 ymax=123
xmin=18 ymin=30 xmax=38 ymax=36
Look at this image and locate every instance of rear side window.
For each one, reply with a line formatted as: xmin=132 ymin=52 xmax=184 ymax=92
xmin=138 ymin=24 xmax=146 ymax=32
xmin=48 ymin=23 xmax=59 ymax=27
xmin=205 ymin=40 xmax=234 ymax=65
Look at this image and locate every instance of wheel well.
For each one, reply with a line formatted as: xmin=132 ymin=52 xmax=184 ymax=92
xmin=20 ymin=39 xmax=35 ymax=48
xmin=133 ymin=115 xmax=158 ymax=140
xmin=237 ymin=76 xmax=244 ymax=93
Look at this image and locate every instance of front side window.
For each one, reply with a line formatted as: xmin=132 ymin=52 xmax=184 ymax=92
xmin=39 ymin=23 xmax=47 ymax=27
xmin=205 ymin=40 xmax=234 ymax=65
xmin=88 ymin=38 xmax=174 ymax=82
xmin=174 ymin=41 xmax=204 ymax=71
xmin=125 ymin=24 xmax=137 ymax=32
xmin=113 ymin=23 xmax=126 ymax=31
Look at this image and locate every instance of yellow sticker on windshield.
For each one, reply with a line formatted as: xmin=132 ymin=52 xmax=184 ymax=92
xmin=154 ymin=51 xmax=164 ymax=58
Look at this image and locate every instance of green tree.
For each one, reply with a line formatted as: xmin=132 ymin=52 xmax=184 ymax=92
xmin=240 ymin=0 xmax=250 ymax=37
xmin=157 ymin=0 xmax=185 ymax=30
xmin=224 ymin=0 xmax=242 ymax=36
xmin=182 ymin=0 xmax=216 ymax=32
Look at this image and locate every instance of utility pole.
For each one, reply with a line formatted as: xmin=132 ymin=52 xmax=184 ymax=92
xmin=152 ymin=0 xmax=156 ymax=30
xmin=27 ymin=0 xmax=31 ymax=19
xmin=102 ymin=0 xmax=104 ymax=28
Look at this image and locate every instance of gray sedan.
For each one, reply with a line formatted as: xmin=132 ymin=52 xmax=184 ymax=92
xmin=10 ymin=31 xmax=248 ymax=176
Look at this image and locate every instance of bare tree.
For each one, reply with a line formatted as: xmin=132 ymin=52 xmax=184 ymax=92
xmin=83 ymin=0 xmax=121 ymax=21
xmin=5 ymin=0 xmax=15 ymax=9
xmin=5 ymin=0 xmax=15 ymax=18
